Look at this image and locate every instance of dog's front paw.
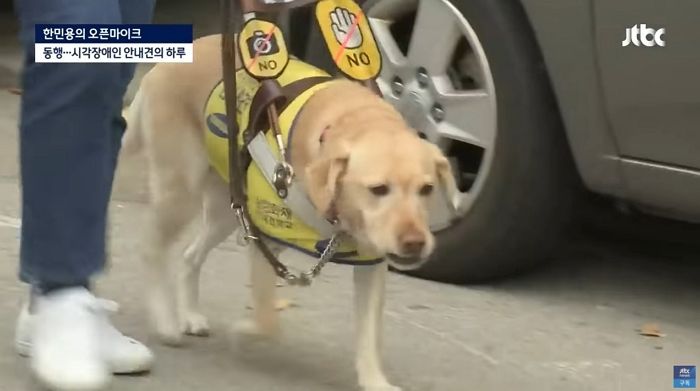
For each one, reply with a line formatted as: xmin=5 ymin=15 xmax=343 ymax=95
xmin=181 ymin=312 xmax=211 ymax=336
xmin=149 ymin=299 xmax=184 ymax=346
xmin=155 ymin=321 xmax=184 ymax=346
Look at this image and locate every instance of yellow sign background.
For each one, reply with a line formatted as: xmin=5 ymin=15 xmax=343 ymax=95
xmin=238 ymin=19 xmax=289 ymax=79
xmin=315 ymin=0 xmax=382 ymax=81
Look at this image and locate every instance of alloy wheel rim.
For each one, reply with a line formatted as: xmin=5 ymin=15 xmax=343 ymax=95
xmin=366 ymin=0 xmax=497 ymax=231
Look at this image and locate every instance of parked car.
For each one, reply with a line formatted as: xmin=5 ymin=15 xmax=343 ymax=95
xmin=289 ymin=0 xmax=700 ymax=283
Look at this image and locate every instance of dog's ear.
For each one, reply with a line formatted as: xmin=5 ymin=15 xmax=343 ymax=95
xmin=425 ymin=141 xmax=460 ymax=211
xmin=305 ymin=140 xmax=351 ymax=217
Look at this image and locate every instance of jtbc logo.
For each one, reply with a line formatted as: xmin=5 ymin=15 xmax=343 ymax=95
xmin=622 ymin=24 xmax=666 ymax=47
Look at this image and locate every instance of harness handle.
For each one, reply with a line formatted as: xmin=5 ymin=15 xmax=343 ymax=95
xmin=221 ymin=0 xmax=245 ymax=208
xmin=245 ymin=79 xmax=288 ymax=141
xmin=244 ymin=75 xmax=333 ymax=144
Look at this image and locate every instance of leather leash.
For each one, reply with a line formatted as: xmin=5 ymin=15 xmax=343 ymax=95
xmin=221 ymin=0 xmax=338 ymax=284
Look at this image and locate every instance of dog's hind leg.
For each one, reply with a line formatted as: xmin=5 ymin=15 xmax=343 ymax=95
xmin=140 ymin=104 xmax=209 ymax=345
xmin=143 ymin=194 xmax=197 ymax=345
xmin=178 ymin=171 xmax=237 ymax=336
xmin=143 ymin=173 xmax=201 ymax=346
xmin=354 ymin=262 xmax=401 ymax=391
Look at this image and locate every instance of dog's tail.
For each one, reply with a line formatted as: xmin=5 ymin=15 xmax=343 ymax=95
xmin=121 ymin=88 xmax=145 ymax=156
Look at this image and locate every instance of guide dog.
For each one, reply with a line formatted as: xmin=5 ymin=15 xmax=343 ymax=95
xmin=122 ymin=34 xmax=458 ymax=391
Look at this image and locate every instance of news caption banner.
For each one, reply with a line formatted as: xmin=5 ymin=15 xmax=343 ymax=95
xmin=35 ymin=24 xmax=193 ymax=63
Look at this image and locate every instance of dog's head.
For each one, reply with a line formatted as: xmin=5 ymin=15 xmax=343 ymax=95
xmin=305 ymin=119 xmax=458 ymax=266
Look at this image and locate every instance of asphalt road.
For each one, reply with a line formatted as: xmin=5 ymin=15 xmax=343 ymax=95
xmin=1 ymin=5 xmax=699 ymax=391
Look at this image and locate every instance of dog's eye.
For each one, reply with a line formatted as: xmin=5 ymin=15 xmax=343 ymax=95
xmin=369 ymin=184 xmax=390 ymax=197
xmin=419 ymin=184 xmax=434 ymax=196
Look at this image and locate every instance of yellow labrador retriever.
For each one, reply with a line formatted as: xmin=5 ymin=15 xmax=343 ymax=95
xmin=122 ymin=34 xmax=457 ymax=391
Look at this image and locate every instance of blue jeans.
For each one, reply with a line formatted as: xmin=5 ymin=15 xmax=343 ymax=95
xmin=15 ymin=0 xmax=156 ymax=289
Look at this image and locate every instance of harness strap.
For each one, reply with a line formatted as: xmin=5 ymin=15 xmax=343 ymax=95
xmin=279 ymin=76 xmax=333 ymax=114
xmin=245 ymin=79 xmax=287 ymax=142
xmin=241 ymin=75 xmax=333 ymax=158
xmin=248 ymin=133 xmax=336 ymax=236
xmin=246 ymin=75 xmax=336 ymax=236
xmin=244 ymin=75 xmax=333 ymax=142
xmin=226 ymin=72 xmax=337 ymax=279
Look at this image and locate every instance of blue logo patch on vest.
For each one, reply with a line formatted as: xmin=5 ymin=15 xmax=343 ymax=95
xmin=206 ymin=113 xmax=229 ymax=138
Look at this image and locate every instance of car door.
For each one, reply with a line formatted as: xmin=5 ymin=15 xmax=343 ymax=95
xmin=593 ymin=0 xmax=700 ymax=169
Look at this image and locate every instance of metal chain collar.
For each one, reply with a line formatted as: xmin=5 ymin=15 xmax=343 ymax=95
xmin=236 ymin=207 xmax=343 ymax=287
xmin=281 ymin=232 xmax=342 ymax=286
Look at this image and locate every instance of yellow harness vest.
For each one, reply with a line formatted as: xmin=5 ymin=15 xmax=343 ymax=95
xmin=203 ymin=59 xmax=381 ymax=265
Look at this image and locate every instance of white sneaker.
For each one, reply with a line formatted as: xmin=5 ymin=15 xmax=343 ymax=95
xmin=15 ymin=287 xmax=154 ymax=390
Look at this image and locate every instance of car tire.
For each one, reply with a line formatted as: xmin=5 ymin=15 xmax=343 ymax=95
xmin=300 ymin=0 xmax=580 ymax=283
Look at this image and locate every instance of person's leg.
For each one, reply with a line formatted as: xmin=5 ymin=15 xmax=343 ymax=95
xmin=17 ymin=0 xmax=128 ymax=291
xmin=14 ymin=0 xmax=157 ymax=388
xmin=17 ymin=0 xmax=156 ymax=292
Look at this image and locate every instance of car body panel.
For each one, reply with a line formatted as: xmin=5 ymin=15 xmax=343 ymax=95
xmin=616 ymin=157 xmax=700 ymax=221
xmin=517 ymin=0 xmax=627 ymax=198
xmin=593 ymin=0 xmax=700 ymax=169
xmin=519 ymin=0 xmax=700 ymax=222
